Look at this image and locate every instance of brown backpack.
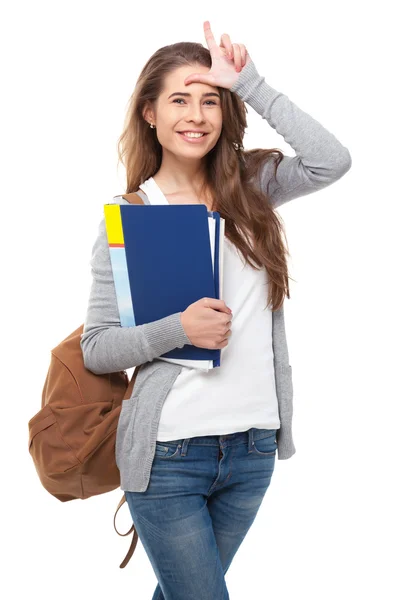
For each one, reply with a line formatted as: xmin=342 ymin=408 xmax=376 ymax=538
xmin=28 ymin=192 xmax=147 ymax=569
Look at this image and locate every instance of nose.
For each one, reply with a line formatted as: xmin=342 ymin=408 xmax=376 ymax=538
xmin=184 ymin=103 xmax=206 ymax=125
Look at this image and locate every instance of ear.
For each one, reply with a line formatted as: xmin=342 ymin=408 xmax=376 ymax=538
xmin=142 ymin=102 xmax=155 ymax=127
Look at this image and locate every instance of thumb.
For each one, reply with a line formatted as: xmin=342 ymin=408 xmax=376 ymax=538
xmin=184 ymin=73 xmax=214 ymax=86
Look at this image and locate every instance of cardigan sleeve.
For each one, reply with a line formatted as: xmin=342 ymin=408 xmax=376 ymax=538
xmin=80 ymin=216 xmax=192 ymax=374
xmin=230 ymin=60 xmax=352 ymax=208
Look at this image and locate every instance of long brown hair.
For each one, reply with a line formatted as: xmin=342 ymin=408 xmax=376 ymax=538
xmin=116 ymin=42 xmax=293 ymax=311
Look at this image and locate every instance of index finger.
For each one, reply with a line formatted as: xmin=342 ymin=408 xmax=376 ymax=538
xmin=203 ymin=21 xmax=219 ymax=56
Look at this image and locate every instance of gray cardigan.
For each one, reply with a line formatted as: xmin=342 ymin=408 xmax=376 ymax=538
xmin=80 ymin=59 xmax=352 ymax=492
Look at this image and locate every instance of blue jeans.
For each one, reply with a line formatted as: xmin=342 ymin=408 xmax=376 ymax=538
xmin=124 ymin=426 xmax=278 ymax=600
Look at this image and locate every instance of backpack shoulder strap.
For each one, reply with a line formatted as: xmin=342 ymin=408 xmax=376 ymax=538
xmin=121 ymin=190 xmax=147 ymax=204
xmin=114 ymin=493 xmax=139 ymax=568
xmin=113 ymin=363 xmax=143 ymax=567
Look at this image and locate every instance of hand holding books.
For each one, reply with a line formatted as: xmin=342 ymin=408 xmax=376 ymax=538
xmin=180 ymin=297 xmax=233 ymax=349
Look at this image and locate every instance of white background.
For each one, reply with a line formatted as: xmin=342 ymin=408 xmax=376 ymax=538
xmin=2 ymin=1 xmax=399 ymax=598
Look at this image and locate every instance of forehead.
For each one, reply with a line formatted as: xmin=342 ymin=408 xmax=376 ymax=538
xmin=161 ymin=65 xmax=219 ymax=95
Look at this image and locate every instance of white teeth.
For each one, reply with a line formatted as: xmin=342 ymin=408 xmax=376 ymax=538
xmin=180 ymin=132 xmax=205 ymax=138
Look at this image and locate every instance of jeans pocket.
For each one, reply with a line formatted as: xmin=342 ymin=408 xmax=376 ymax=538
xmin=154 ymin=441 xmax=182 ymax=459
xmin=251 ymin=430 xmax=277 ymax=456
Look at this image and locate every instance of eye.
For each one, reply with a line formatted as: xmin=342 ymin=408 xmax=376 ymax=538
xmin=172 ymin=98 xmax=217 ymax=106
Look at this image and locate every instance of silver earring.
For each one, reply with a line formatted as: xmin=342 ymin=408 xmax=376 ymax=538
xmin=149 ymin=123 xmax=155 ymax=129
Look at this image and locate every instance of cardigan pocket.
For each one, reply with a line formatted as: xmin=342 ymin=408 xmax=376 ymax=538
xmin=279 ymin=364 xmax=293 ymax=395
xmin=115 ymin=397 xmax=137 ymax=470
xmin=275 ymin=365 xmax=295 ymax=459
xmin=276 ymin=364 xmax=294 ymax=416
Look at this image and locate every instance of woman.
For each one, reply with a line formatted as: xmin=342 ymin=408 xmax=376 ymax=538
xmin=81 ymin=20 xmax=352 ymax=600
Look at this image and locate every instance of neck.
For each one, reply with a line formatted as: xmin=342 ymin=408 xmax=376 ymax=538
xmin=152 ymin=152 xmax=208 ymax=195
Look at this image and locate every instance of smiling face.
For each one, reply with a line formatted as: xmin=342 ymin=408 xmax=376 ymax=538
xmin=144 ymin=64 xmax=223 ymax=161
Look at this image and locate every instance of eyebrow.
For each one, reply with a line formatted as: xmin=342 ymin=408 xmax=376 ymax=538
xmin=168 ymin=92 xmax=221 ymax=99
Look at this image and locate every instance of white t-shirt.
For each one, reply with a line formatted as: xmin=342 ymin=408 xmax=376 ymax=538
xmin=139 ymin=177 xmax=281 ymax=440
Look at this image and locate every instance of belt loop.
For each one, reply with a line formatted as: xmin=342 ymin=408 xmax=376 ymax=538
xmin=248 ymin=428 xmax=254 ymax=453
xmin=181 ymin=438 xmax=190 ymax=456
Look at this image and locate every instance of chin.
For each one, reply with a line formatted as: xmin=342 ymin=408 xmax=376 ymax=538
xmin=172 ymin=142 xmax=212 ymax=157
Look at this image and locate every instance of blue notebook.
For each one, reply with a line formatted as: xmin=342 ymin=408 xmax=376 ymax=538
xmin=104 ymin=203 xmax=225 ymax=370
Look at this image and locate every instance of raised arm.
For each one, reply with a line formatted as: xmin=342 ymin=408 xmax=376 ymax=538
xmin=230 ymin=60 xmax=352 ymax=208
xmin=80 ymin=214 xmax=192 ymax=374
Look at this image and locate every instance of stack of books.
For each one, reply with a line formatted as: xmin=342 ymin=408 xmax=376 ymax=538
xmin=104 ymin=203 xmax=225 ymax=370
